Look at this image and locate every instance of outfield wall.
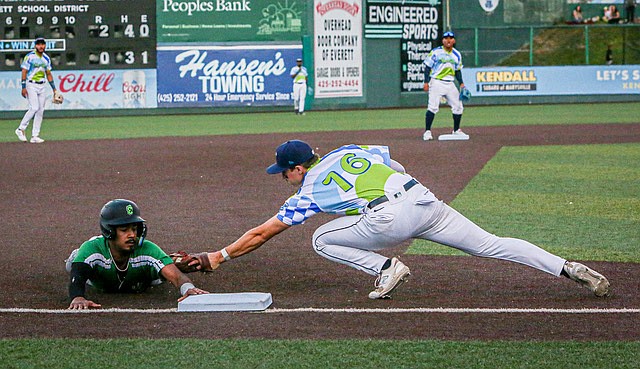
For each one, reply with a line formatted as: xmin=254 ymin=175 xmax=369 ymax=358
xmin=1 ymin=0 xmax=639 ymax=120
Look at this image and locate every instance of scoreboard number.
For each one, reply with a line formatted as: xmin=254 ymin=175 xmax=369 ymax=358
xmin=0 ymin=0 xmax=156 ymax=70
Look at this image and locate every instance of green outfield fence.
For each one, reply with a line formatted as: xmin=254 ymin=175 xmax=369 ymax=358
xmin=453 ymin=24 xmax=640 ymax=67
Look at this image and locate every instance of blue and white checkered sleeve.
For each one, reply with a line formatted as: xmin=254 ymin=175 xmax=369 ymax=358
xmin=276 ymin=195 xmax=322 ymax=226
xmin=360 ymin=145 xmax=391 ymax=166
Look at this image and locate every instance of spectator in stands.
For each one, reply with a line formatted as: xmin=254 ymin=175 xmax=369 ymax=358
xmin=603 ymin=6 xmax=611 ymax=22
xmin=605 ymin=5 xmax=622 ymax=23
xmin=625 ymin=0 xmax=637 ymax=23
xmin=572 ymin=6 xmax=584 ymax=23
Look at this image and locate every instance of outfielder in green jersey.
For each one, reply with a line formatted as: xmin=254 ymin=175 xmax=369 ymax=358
xmin=65 ymin=199 xmax=208 ymax=309
xmin=189 ymin=140 xmax=610 ymax=300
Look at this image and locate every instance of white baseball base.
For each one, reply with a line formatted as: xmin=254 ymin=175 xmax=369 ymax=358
xmin=438 ymin=134 xmax=469 ymax=141
xmin=178 ymin=292 xmax=273 ymax=312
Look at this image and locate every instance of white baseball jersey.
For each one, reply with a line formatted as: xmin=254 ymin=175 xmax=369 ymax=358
xmin=290 ymin=65 xmax=308 ymax=84
xmin=277 ymin=145 xmax=436 ymax=225
xmin=422 ymin=46 xmax=463 ymax=82
xmin=21 ymin=51 xmax=52 ymax=82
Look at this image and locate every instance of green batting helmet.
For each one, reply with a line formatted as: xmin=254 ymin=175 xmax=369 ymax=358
xmin=99 ymin=199 xmax=147 ymax=241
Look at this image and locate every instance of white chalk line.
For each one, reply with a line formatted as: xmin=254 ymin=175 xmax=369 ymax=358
xmin=0 ymin=307 xmax=639 ymax=314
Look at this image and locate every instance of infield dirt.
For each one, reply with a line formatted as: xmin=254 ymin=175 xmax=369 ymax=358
xmin=1 ymin=124 xmax=639 ymax=340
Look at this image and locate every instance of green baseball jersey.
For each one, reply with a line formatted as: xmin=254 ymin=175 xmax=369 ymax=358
xmin=73 ymin=236 xmax=173 ymax=293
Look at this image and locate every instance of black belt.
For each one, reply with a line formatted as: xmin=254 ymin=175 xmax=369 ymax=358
xmin=367 ymin=179 xmax=419 ymax=209
xmin=29 ymin=80 xmax=45 ymax=84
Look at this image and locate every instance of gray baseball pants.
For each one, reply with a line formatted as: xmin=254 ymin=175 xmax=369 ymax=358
xmin=312 ymin=182 xmax=566 ymax=277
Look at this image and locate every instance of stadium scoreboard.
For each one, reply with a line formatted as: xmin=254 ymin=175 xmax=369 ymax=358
xmin=0 ymin=0 xmax=156 ymax=70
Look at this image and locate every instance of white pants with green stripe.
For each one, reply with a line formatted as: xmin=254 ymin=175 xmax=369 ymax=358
xmin=312 ymin=183 xmax=566 ymax=277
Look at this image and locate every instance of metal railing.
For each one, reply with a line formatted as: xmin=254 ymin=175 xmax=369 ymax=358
xmin=454 ymin=24 xmax=640 ymax=67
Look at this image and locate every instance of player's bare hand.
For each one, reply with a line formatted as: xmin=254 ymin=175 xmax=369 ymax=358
xmin=68 ymin=296 xmax=102 ymax=310
xmin=21 ymin=88 xmax=27 ymax=98
xmin=177 ymin=287 xmax=209 ymax=302
xmin=423 ymin=83 xmax=429 ymax=92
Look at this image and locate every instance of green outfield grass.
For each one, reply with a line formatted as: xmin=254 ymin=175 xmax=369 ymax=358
xmin=2 ymin=338 xmax=640 ymax=369
xmin=1 ymin=102 xmax=639 ymax=142
xmin=409 ymin=143 xmax=640 ymax=262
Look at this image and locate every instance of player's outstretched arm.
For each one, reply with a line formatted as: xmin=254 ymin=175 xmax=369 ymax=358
xmin=205 ymin=215 xmax=290 ymax=269
xmin=161 ymin=264 xmax=208 ymax=302
xmin=67 ymin=262 xmax=100 ymax=309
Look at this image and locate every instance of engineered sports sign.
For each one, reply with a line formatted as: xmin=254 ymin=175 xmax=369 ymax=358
xmin=156 ymin=45 xmax=301 ymax=107
xmin=364 ymin=0 xmax=443 ymax=93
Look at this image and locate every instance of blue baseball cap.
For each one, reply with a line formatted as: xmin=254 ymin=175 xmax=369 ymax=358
xmin=35 ymin=37 xmax=46 ymax=44
xmin=266 ymin=140 xmax=315 ymax=174
xmin=443 ymin=31 xmax=455 ymax=38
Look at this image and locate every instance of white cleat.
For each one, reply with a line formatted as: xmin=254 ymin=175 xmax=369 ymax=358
xmin=30 ymin=136 xmax=45 ymax=144
xmin=15 ymin=128 xmax=27 ymax=142
xmin=564 ymin=261 xmax=610 ymax=297
xmin=452 ymin=129 xmax=469 ymax=139
xmin=422 ymin=130 xmax=433 ymax=141
xmin=438 ymin=130 xmax=470 ymax=141
xmin=368 ymin=257 xmax=411 ymax=299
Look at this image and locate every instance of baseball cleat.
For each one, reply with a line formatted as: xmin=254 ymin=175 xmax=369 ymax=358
xmin=422 ymin=130 xmax=433 ymax=141
xmin=369 ymin=257 xmax=411 ymax=299
xmin=438 ymin=130 xmax=470 ymax=141
xmin=30 ymin=136 xmax=45 ymax=144
xmin=564 ymin=261 xmax=610 ymax=297
xmin=452 ymin=129 xmax=469 ymax=138
xmin=15 ymin=128 xmax=27 ymax=142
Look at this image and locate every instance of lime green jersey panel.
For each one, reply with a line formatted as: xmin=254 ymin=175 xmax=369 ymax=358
xmin=354 ymin=163 xmax=397 ymax=201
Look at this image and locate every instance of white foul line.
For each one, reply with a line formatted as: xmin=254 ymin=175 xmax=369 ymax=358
xmin=265 ymin=307 xmax=640 ymax=314
xmin=0 ymin=307 xmax=639 ymax=314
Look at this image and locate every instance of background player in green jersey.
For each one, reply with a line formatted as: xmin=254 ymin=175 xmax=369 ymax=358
xmin=65 ymin=199 xmax=207 ymax=309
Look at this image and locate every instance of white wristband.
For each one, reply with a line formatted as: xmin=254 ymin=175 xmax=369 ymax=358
xmin=220 ymin=248 xmax=231 ymax=261
xmin=180 ymin=282 xmax=195 ymax=295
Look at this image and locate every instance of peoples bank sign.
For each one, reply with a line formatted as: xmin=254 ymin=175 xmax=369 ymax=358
xmin=161 ymin=0 xmax=251 ymax=15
